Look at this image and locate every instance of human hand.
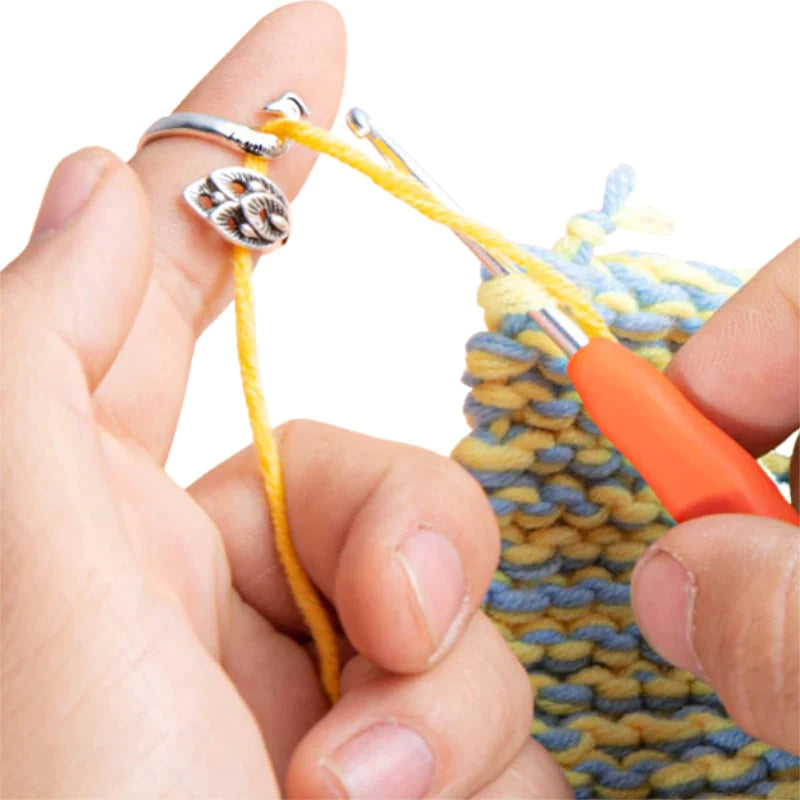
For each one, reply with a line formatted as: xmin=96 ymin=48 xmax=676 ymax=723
xmin=0 ymin=3 xmax=573 ymax=797
xmin=631 ymin=240 xmax=799 ymax=755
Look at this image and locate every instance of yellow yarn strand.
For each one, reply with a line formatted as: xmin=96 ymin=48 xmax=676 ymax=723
xmin=231 ymin=116 xmax=615 ymax=705
xmin=263 ymin=118 xmax=612 ymax=341
xmin=233 ymin=152 xmax=340 ymax=704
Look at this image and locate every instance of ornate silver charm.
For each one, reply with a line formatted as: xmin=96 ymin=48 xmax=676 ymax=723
xmin=183 ymin=167 xmax=291 ymax=251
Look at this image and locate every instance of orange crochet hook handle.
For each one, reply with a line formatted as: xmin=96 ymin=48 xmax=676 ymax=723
xmin=567 ymin=338 xmax=799 ymax=525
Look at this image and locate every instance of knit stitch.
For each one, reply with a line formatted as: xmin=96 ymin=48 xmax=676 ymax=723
xmin=452 ymin=166 xmax=799 ymax=799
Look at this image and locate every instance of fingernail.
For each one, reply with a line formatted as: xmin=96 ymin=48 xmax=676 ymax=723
xmin=322 ymin=723 xmax=435 ymax=799
xmin=396 ymin=528 xmax=467 ymax=660
xmin=31 ymin=149 xmax=111 ymax=240
xmin=632 ymin=548 xmax=705 ymax=678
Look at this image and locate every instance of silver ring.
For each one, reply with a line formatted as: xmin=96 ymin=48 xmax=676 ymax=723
xmin=139 ymin=92 xmax=309 ymax=252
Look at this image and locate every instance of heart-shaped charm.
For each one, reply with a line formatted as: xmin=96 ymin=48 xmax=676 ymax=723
xmin=183 ymin=167 xmax=291 ymax=252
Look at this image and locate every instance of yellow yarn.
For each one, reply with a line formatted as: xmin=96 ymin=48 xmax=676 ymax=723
xmin=233 ymin=150 xmax=339 ymax=703
xmin=262 ymin=118 xmax=612 ymax=341
xmin=229 ymin=116 xmax=623 ymax=702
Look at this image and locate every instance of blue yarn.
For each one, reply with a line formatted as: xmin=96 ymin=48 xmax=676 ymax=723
xmin=644 ymin=696 xmax=690 ymax=712
xmin=658 ymin=779 xmax=708 ymax=798
xmin=540 ymin=654 xmax=592 ymax=674
xmin=540 ymin=483 xmax=586 ymax=504
xmin=705 ymin=726 xmax=754 ymax=752
xmin=488 ymin=496 xmax=516 ymax=515
xmin=708 ymin=759 xmax=768 ymax=793
xmin=466 ymin=331 xmax=537 ymax=361
xmin=572 ymin=624 xmax=638 ymax=651
xmin=569 ymin=452 xmax=623 ymax=479
xmin=531 ymin=444 xmax=573 ymax=465
xmin=574 ymin=758 xmax=649 ymax=790
xmin=501 ymin=557 xmax=563 ymax=581
xmin=687 ymin=259 xmax=743 ymax=288
xmin=521 ymin=629 xmax=566 ymax=645
xmin=536 ymin=727 xmax=583 ymax=751
xmin=595 ymin=695 xmax=643 ymax=714
xmin=463 ymin=395 xmax=506 ymax=425
xmin=760 ymin=748 xmax=800 ymax=772
xmin=532 ymin=399 xmax=582 ymax=418
xmin=602 ymin=164 xmax=636 ymax=214
xmin=539 ymin=683 xmax=594 ymax=705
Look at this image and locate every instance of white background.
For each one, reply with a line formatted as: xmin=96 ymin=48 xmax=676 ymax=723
xmin=2 ymin=1 xmax=798 ymax=487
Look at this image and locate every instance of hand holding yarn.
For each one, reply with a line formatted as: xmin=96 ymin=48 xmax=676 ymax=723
xmin=632 ymin=240 xmax=800 ymax=755
xmin=0 ymin=5 xmax=572 ymax=799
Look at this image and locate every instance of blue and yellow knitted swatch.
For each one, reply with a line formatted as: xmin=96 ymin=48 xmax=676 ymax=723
xmin=452 ymin=166 xmax=799 ymax=799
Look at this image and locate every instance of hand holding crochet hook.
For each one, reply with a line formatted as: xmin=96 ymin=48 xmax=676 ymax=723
xmin=1 ymin=3 xmax=798 ymax=799
xmin=350 ymin=105 xmax=800 ymax=755
xmin=630 ymin=241 xmax=799 ymax=753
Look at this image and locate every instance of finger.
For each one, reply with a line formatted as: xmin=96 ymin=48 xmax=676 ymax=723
xmin=3 ymin=148 xmax=151 ymax=388
xmin=470 ymin=739 xmax=572 ymax=799
xmin=1 ymin=155 xmax=281 ymax=797
xmin=666 ymin=240 xmax=799 ymax=455
xmin=190 ymin=420 xmax=501 ymax=672
xmin=93 ymin=1 xmax=347 ymax=458
xmin=99 ymin=425 xmax=329 ymax=789
xmin=631 ymin=514 xmax=799 ymax=753
xmin=221 ymin=592 xmax=329 ymax=788
xmin=286 ymin=613 xmax=533 ymax=799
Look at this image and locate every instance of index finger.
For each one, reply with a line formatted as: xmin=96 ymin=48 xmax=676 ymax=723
xmin=93 ymin=2 xmax=347 ymax=461
xmin=666 ymin=240 xmax=799 ymax=456
xmin=190 ymin=421 xmax=501 ymax=672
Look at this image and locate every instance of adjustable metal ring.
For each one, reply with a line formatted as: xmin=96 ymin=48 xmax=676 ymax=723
xmin=139 ymin=92 xmax=309 ymax=252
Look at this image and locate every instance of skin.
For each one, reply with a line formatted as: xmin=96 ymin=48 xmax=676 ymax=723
xmin=0 ymin=3 xmax=796 ymax=797
xmin=632 ymin=239 xmax=800 ymax=754
xmin=0 ymin=4 xmax=569 ymax=798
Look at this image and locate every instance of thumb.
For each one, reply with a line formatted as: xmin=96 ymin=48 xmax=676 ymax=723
xmin=3 ymin=147 xmax=151 ymax=388
xmin=631 ymin=514 xmax=799 ymax=753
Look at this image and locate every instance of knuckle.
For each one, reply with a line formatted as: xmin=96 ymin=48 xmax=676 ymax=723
xmin=273 ymin=416 xmax=315 ymax=450
xmin=404 ymin=453 xmax=499 ymax=546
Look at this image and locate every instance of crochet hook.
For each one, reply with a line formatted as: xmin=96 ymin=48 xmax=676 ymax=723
xmin=346 ymin=108 xmax=799 ymax=526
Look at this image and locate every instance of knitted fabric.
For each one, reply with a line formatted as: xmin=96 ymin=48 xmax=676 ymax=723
xmin=452 ymin=166 xmax=799 ymax=799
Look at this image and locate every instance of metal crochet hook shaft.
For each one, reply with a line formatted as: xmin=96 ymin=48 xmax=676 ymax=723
xmin=345 ymin=107 xmax=589 ymax=356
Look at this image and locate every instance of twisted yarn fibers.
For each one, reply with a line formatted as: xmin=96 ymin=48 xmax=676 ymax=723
xmin=231 ymin=149 xmax=340 ymax=703
xmin=452 ymin=166 xmax=799 ymax=799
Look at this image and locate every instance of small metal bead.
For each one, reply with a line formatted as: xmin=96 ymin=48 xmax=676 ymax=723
xmin=246 ymin=179 xmax=264 ymax=193
xmin=239 ymin=222 xmax=258 ymax=239
xmin=211 ymin=190 xmax=226 ymax=204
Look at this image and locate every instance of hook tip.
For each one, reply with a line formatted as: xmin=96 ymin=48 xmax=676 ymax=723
xmin=345 ymin=107 xmax=373 ymax=139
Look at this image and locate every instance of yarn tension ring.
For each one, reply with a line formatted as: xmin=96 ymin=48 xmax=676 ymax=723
xmin=139 ymin=92 xmax=309 ymax=251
